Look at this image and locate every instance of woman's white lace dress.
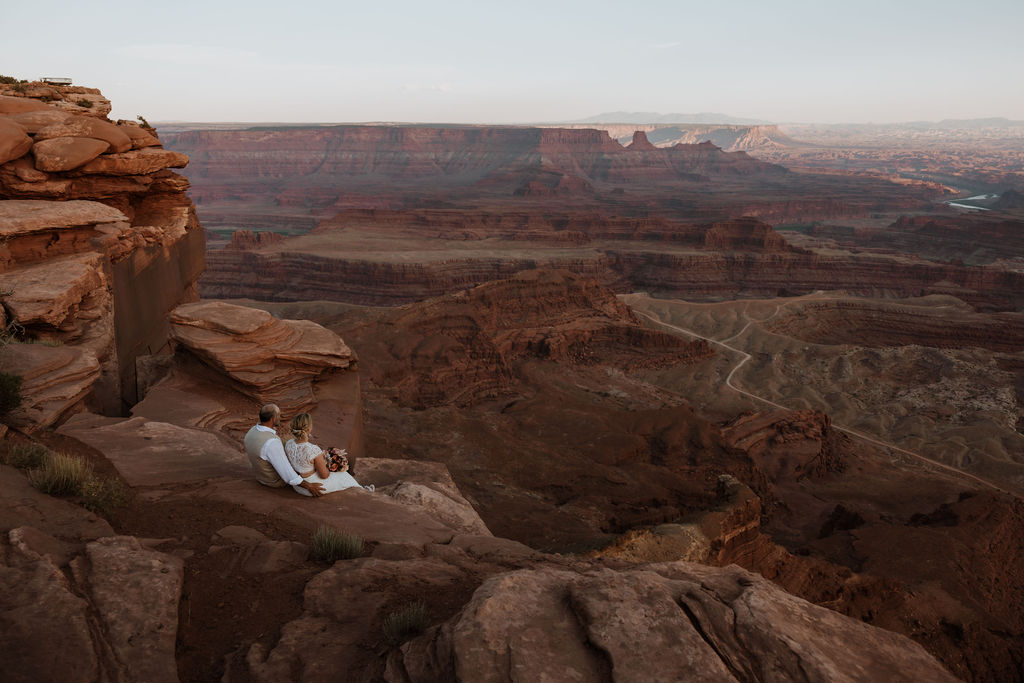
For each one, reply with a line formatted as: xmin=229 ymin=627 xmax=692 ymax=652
xmin=285 ymin=439 xmax=363 ymax=496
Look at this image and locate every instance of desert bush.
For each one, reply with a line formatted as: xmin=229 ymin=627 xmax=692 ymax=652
xmin=0 ymin=371 xmax=22 ymax=415
xmin=382 ymin=601 xmax=428 ymax=645
xmin=310 ymin=525 xmax=364 ymax=562
xmin=79 ymin=476 xmax=129 ymax=515
xmin=2 ymin=442 xmax=50 ymax=469
xmin=0 ymin=75 xmax=22 ymax=84
xmin=75 ymin=98 xmax=93 ymax=108
xmin=137 ymin=115 xmax=153 ymax=130
xmin=28 ymin=452 xmax=93 ymax=496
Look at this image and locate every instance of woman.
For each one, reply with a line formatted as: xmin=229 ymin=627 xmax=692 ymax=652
xmin=285 ymin=413 xmax=373 ymax=496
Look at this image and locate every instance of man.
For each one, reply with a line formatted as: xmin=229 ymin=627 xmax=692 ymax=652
xmin=243 ymin=403 xmax=325 ymax=497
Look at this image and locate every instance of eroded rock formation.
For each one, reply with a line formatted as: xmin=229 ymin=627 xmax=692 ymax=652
xmin=387 ymin=563 xmax=957 ymax=683
xmin=348 ymin=269 xmax=711 ymax=408
xmin=0 ymin=83 xmax=204 ymax=425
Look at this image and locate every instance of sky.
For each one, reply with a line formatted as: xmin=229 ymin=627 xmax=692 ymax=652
xmin=3 ymin=0 xmax=1023 ymax=124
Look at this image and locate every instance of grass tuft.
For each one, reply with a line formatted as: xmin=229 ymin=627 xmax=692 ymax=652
xmin=383 ymin=601 xmax=428 ymax=645
xmin=28 ymin=452 xmax=93 ymax=496
xmin=310 ymin=525 xmax=364 ymax=562
xmin=2 ymin=442 xmax=50 ymax=469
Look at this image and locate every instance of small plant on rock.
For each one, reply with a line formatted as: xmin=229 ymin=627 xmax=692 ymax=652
xmin=382 ymin=601 xmax=428 ymax=645
xmin=79 ymin=476 xmax=129 ymax=515
xmin=137 ymin=115 xmax=154 ymax=130
xmin=310 ymin=525 xmax=364 ymax=562
xmin=28 ymin=452 xmax=93 ymax=496
xmin=75 ymin=98 xmax=93 ymax=108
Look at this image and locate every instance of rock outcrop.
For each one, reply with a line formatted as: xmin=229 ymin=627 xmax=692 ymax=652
xmin=0 ymin=83 xmax=204 ymax=421
xmin=168 ymin=301 xmax=355 ymax=413
xmin=1 ymin=527 xmax=182 ymax=683
xmin=349 ymin=269 xmax=711 ymax=408
xmin=386 ymin=563 xmax=957 ymax=683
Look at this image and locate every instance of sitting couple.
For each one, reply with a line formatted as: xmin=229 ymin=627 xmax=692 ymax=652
xmin=244 ymin=403 xmax=373 ymax=497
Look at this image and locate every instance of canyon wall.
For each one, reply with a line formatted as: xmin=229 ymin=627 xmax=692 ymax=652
xmin=161 ymin=123 xmax=942 ymax=234
xmin=0 ymin=85 xmax=205 ymax=423
xmin=202 ymin=216 xmax=1024 ymax=311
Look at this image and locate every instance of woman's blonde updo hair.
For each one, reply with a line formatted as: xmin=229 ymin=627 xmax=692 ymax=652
xmin=290 ymin=412 xmax=313 ymax=440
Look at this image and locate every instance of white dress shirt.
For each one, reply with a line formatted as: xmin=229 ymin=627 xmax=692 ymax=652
xmin=254 ymin=424 xmax=303 ymax=486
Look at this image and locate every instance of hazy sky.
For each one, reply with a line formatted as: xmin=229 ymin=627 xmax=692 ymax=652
xmin=3 ymin=0 xmax=1022 ymax=124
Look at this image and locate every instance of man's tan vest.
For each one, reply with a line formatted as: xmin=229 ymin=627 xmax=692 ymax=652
xmin=244 ymin=425 xmax=288 ymax=487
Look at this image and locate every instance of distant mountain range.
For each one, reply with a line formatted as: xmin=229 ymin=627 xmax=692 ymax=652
xmin=568 ymin=112 xmax=773 ymax=125
xmin=570 ymin=113 xmax=1024 ymax=130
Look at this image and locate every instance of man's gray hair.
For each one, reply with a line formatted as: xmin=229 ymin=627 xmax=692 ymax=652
xmin=259 ymin=404 xmax=280 ymax=423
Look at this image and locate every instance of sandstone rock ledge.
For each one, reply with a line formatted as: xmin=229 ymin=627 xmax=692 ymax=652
xmin=387 ymin=563 xmax=958 ymax=683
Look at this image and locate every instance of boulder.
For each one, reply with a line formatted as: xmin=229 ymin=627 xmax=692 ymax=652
xmin=6 ymin=109 xmax=73 ymax=134
xmin=248 ymin=557 xmax=468 ymax=682
xmin=34 ymin=114 xmax=132 ymax=154
xmin=118 ymin=121 xmax=162 ymax=149
xmin=0 ymin=528 xmax=99 ymax=683
xmin=0 ymin=94 xmax=50 ymax=114
xmin=389 ymin=563 xmax=960 ymax=683
xmin=0 ymin=118 xmax=32 ymax=165
xmin=31 ymin=136 xmax=109 ymax=172
xmin=70 ymin=536 xmax=184 ymax=683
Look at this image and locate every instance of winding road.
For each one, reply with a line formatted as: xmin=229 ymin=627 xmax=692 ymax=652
xmin=635 ymin=297 xmax=1018 ymax=497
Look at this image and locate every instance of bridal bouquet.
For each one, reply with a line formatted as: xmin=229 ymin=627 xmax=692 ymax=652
xmin=325 ymin=447 xmax=349 ymax=472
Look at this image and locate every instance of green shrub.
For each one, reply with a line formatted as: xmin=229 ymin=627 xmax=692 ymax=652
xmin=12 ymin=83 xmax=27 ymax=93
xmin=0 ymin=75 xmax=20 ymax=84
xmin=0 ymin=371 xmax=22 ymax=415
xmin=79 ymin=476 xmax=129 ymax=515
xmin=2 ymin=442 xmax=50 ymax=469
xmin=136 ymin=115 xmax=153 ymax=130
xmin=28 ymin=452 xmax=93 ymax=496
xmin=75 ymin=98 xmax=93 ymax=108
xmin=310 ymin=525 xmax=364 ymax=562
xmin=383 ymin=601 xmax=428 ymax=645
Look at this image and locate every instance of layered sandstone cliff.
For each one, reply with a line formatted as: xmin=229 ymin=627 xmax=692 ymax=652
xmin=0 ymin=85 xmax=204 ymax=426
xmin=202 ymin=212 xmax=1024 ymax=311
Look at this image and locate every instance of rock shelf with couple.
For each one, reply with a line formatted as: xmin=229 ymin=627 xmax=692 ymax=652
xmin=243 ymin=404 xmax=373 ymax=497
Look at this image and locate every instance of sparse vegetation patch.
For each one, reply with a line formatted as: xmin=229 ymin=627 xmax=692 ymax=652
xmin=382 ymin=601 xmax=428 ymax=645
xmin=310 ymin=525 xmax=364 ymax=561
xmin=28 ymin=451 xmax=93 ymax=496
xmin=1 ymin=442 xmax=48 ymax=469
